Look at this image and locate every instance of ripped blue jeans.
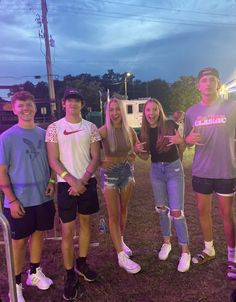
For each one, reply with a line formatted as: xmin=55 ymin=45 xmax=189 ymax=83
xmin=150 ymin=159 xmax=189 ymax=245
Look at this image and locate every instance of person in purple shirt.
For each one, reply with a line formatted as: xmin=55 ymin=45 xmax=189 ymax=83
xmin=184 ymin=67 xmax=236 ymax=279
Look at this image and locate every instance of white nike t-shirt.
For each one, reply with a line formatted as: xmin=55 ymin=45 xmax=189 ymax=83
xmin=46 ymin=117 xmax=101 ymax=182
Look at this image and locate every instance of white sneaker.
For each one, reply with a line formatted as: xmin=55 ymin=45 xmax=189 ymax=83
xmin=26 ymin=267 xmax=53 ymax=290
xmin=178 ymin=253 xmax=191 ymax=272
xmin=118 ymin=251 xmax=141 ymax=274
xmin=158 ymin=243 xmax=172 ymax=261
xmin=122 ymin=241 xmax=133 ymax=257
xmin=9 ymin=283 xmax=25 ymax=302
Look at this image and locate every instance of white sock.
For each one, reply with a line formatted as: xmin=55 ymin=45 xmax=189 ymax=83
xmin=228 ymin=246 xmax=236 ymax=263
xmin=203 ymin=240 xmax=215 ymax=256
xmin=121 ymin=236 xmax=124 ymax=244
xmin=118 ymin=251 xmax=126 ymax=258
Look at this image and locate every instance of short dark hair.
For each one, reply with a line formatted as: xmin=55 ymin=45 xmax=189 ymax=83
xmin=11 ymin=91 xmax=35 ymax=106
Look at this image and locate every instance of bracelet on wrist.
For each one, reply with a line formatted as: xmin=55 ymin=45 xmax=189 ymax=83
xmin=85 ymin=168 xmax=93 ymax=176
xmin=60 ymin=171 xmax=68 ymax=179
xmin=9 ymin=198 xmax=17 ymax=204
xmin=49 ymin=178 xmax=56 ymax=184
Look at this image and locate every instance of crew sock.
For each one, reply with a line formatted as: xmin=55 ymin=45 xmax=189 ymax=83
xmin=228 ymin=246 xmax=236 ymax=263
xmin=15 ymin=273 xmax=21 ymax=285
xmin=30 ymin=262 xmax=40 ymax=274
xmin=203 ymin=240 xmax=215 ymax=256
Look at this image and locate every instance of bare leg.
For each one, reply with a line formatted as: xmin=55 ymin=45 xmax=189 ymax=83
xmin=29 ymin=230 xmax=44 ymax=263
xmin=12 ymin=238 xmax=28 ymax=275
xmin=217 ymin=194 xmax=235 ymax=248
xmin=120 ymin=181 xmax=134 ymax=236
xmin=61 ymin=220 xmax=76 ymax=269
xmin=78 ymin=214 xmax=91 ymax=257
xmin=103 ymin=187 xmax=122 ymax=253
xmin=195 ymin=192 xmax=213 ymax=242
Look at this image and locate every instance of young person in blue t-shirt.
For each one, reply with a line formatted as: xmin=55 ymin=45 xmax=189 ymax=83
xmin=0 ymin=91 xmax=55 ymax=302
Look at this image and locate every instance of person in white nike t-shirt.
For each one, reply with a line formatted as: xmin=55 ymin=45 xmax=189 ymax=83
xmin=46 ymin=88 xmax=101 ymax=301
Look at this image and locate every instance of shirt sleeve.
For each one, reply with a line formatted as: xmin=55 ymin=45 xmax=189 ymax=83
xmin=172 ymin=120 xmax=179 ymax=130
xmin=167 ymin=119 xmax=178 ymax=133
xmin=184 ymin=112 xmax=192 ymax=137
xmin=90 ymin=123 xmax=101 ymax=144
xmin=45 ymin=123 xmax=58 ymax=143
xmin=0 ymin=134 xmax=10 ymax=165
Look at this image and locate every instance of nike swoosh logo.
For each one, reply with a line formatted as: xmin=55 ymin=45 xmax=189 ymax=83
xmin=63 ymin=130 xmax=82 ymax=135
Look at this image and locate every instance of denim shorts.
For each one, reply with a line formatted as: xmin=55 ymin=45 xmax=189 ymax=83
xmin=100 ymin=162 xmax=135 ymax=191
xmin=192 ymin=176 xmax=236 ymax=195
xmin=150 ymin=159 xmax=184 ymax=210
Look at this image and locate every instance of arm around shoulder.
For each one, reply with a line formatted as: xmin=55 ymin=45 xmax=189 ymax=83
xmin=98 ymin=125 xmax=107 ymax=140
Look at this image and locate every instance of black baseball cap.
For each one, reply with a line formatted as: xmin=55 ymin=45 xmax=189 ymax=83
xmin=198 ymin=67 xmax=220 ymax=81
xmin=63 ymin=88 xmax=84 ymax=101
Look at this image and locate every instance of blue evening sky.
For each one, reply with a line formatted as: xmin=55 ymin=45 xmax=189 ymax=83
xmin=0 ymin=0 xmax=236 ymax=99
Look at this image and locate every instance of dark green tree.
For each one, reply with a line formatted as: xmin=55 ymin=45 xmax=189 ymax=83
xmin=101 ymin=69 xmax=123 ymax=96
xmin=35 ymin=82 xmax=49 ymax=99
xmin=63 ymin=74 xmax=103 ymax=111
xmin=8 ymin=81 xmax=34 ymax=96
xmin=168 ymin=76 xmax=200 ymax=112
xmin=147 ymin=79 xmax=171 ymax=111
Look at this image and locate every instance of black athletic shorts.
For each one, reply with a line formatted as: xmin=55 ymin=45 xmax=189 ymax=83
xmin=4 ymin=200 xmax=55 ymax=240
xmin=192 ymin=176 xmax=236 ymax=195
xmin=57 ymin=177 xmax=99 ymax=223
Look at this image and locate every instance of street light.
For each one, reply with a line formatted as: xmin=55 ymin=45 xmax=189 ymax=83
xmin=124 ymin=72 xmax=132 ymax=99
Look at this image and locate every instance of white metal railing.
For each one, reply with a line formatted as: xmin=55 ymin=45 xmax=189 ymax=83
xmin=0 ymin=212 xmax=17 ymax=302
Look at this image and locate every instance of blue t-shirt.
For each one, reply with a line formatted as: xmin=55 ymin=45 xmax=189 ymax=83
xmin=0 ymin=125 xmax=51 ymax=207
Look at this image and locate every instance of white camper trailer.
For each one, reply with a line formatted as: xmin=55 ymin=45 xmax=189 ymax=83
xmin=122 ymin=98 xmax=147 ymax=131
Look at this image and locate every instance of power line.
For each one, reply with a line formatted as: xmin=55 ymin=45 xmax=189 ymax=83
xmin=47 ymin=7 xmax=236 ymax=28
xmin=1 ymin=2 xmax=236 ymax=27
xmin=3 ymin=1 xmax=236 ymax=18
xmin=0 ymin=74 xmax=59 ymax=79
xmin=102 ymin=0 xmax=236 ymax=18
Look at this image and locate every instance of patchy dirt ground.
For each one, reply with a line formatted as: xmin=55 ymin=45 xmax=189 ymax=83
xmin=0 ymin=149 xmax=236 ymax=302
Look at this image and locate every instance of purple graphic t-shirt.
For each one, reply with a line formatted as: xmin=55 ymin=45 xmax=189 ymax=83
xmin=184 ymin=99 xmax=236 ymax=179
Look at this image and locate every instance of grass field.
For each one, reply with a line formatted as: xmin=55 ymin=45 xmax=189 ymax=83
xmin=0 ymin=148 xmax=236 ymax=302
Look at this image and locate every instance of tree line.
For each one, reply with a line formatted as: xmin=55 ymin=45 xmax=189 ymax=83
xmin=7 ymin=69 xmax=200 ymax=113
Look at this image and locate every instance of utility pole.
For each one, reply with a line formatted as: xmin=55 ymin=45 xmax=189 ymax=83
xmin=41 ymin=0 xmax=56 ymax=118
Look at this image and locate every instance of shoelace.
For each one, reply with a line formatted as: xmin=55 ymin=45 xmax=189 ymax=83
xmin=121 ymin=253 xmax=132 ymax=265
xmin=36 ymin=269 xmax=46 ymax=278
xmin=30 ymin=269 xmax=47 ymax=284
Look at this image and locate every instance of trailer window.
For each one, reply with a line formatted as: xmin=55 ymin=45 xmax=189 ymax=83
xmin=127 ymin=105 xmax=133 ymax=114
xmin=139 ymin=104 xmax=144 ymax=112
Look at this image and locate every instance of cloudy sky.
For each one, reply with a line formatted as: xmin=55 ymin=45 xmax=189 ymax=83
xmin=1 ymin=0 xmax=236 ymax=99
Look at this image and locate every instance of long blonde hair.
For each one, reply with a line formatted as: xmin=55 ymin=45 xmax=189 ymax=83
xmin=105 ymin=97 xmax=133 ymax=152
xmin=140 ymin=98 xmax=173 ymax=153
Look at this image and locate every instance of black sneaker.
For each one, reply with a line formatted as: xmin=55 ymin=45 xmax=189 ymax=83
xmin=75 ymin=262 xmax=97 ymax=282
xmin=63 ymin=275 xmax=83 ymax=301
